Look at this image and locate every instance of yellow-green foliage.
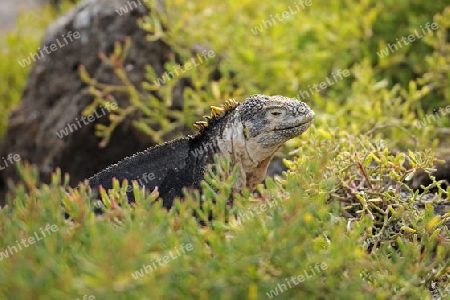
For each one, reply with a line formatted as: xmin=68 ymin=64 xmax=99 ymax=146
xmin=151 ymin=0 xmax=448 ymax=148
xmin=1 ymin=0 xmax=450 ymax=298
xmin=81 ymin=0 xmax=449 ymax=149
xmin=1 ymin=131 xmax=449 ymax=299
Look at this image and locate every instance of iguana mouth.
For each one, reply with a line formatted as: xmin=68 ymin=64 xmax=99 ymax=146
xmin=274 ymin=119 xmax=313 ymax=131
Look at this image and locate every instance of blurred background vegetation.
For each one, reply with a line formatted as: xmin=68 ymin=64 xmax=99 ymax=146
xmin=1 ymin=0 xmax=449 ymax=150
xmin=87 ymin=0 xmax=450 ymax=152
xmin=0 ymin=0 xmax=77 ymax=145
xmin=0 ymin=0 xmax=449 ymax=299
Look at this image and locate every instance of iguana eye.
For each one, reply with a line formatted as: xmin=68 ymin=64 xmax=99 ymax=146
xmin=271 ymin=112 xmax=281 ymax=116
xmin=298 ymin=107 xmax=305 ymax=113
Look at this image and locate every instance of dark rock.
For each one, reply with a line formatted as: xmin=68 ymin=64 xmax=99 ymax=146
xmin=410 ymin=157 xmax=450 ymax=193
xmin=0 ymin=0 xmax=288 ymax=207
xmin=0 ymin=0 xmax=189 ymax=206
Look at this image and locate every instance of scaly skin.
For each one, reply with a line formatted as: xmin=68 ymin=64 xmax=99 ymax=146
xmin=86 ymin=94 xmax=314 ymax=209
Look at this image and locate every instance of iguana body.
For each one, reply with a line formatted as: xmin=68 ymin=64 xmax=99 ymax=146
xmin=86 ymin=94 xmax=314 ymax=209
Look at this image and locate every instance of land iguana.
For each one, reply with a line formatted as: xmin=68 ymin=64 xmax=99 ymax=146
xmin=86 ymin=94 xmax=315 ymax=209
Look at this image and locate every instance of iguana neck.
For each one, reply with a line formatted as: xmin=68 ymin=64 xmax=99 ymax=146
xmin=205 ymin=109 xmax=278 ymax=192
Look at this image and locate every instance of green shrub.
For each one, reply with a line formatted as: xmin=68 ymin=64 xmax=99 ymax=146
xmin=1 ymin=129 xmax=448 ymax=298
xmin=81 ymin=0 xmax=449 ymax=149
xmin=1 ymin=0 xmax=449 ymax=298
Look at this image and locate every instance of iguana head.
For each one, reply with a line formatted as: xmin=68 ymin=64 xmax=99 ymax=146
xmin=210 ymin=94 xmax=314 ymax=192
xmin=240 ymin=94 xmax=314 ymax=149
